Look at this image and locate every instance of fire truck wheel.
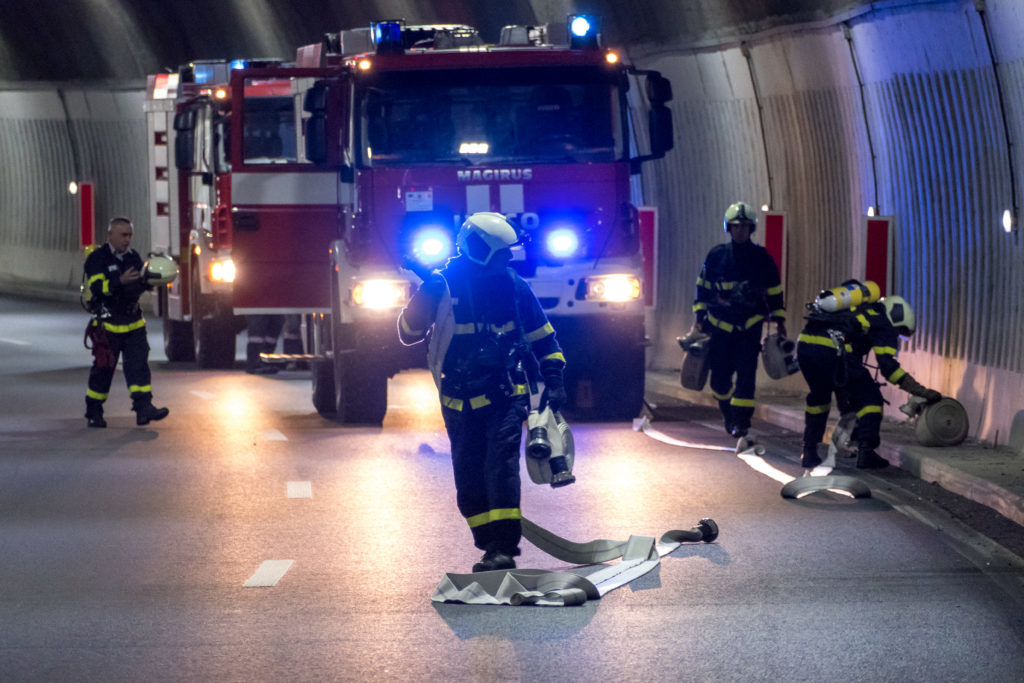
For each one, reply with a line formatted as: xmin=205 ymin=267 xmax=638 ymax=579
xmin=589 ymin=344 xmax=645 ymax=421
xmin=312 ymin=356 xmax=336 ymax=417
xmin=163 ymin=316 xmax=195 ymax=362
xmin=190 ymin=265 xmax=236 ymax=369
xmin=333 ymin=353 xmax=387 ymax=425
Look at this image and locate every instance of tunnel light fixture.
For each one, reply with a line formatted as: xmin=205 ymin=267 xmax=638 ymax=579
xmin=867 ymin=206 xmax=876 ymax=217
xmin=760 ymin=203 xmax=769 ymax=212
xmin=69 ymin=181 xmax=79 ymax=195
xmin=1002 ymin=209 xmax=1014 ymax=233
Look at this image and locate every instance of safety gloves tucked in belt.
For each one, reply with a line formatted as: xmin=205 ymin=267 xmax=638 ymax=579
xmin=898 ymin=374 xmax=942 ymax=404
xmin=540 ymin=371 xmax=567 ymax=414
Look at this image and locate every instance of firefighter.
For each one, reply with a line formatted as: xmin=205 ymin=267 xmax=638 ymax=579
xmin=83 ymin=217 xmax=169 ymax=428
xmin=692 ymin=202 xmax=786 ymax=438
xmin=398 ymin=212 xmax=566 ymax=573
xmin=797 ymin=287 xmax=941 ymax=469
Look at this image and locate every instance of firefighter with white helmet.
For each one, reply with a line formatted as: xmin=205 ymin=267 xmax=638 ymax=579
xmin=83 ymin=217 xmax=170 ymax=428
xmin=796 ymin=282 xmax=940 ymax=469
xmin=398 ymin=212 xmax=567 ymax=573
xmin=692 ymin=201 xmax=787 ymax=440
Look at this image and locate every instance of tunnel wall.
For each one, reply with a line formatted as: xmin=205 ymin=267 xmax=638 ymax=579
xmin=2 ymin=0 xmax=1023 ymax=442
xmin=636 ymin=0 xmax=1024 ymax=442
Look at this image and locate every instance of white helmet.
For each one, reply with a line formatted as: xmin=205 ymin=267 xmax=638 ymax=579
xmin=882 ymin=295 xmax=915 ymax=336
xmin=457 ymin=212 xmax=518 ymax=265
xmin=723 ymin=201 xmax=757 ymax=233
xmin=143 ymin=254 xmax=179 ymax=286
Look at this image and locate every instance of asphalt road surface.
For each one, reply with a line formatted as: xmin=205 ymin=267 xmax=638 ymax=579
xmin=1 ymin=296 xmax=1023 ymax=681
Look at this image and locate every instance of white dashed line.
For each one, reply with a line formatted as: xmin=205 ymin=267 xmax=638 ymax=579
xmin=263 ymin=429 xmax=287 ymax=441
xmin=243 ymin=560 xmax=294 ymax=587
xmin=287 ymin=481 xmax=312 ymax=498
xmin=189 ymin=390 xmax=215 ymax=400
xmin=0 ymin=338 xmax=30 ymax=346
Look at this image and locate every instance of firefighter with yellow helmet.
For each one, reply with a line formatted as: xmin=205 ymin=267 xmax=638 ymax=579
xmin=398 ymin=212 xmax=566 ymax=573
xmin=692 ymin=202 xmax=787 ymax=440
xmin=796 ymin=282 xmax=941 ymax=469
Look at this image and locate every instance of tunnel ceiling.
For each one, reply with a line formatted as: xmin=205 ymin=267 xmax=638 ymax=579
xmin=0 ymin=0 xmax=876 ymax=82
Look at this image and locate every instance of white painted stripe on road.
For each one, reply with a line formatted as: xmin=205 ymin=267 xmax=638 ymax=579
xmin=189 ymin=390 xmax=215 ymax=400
xmin=0 ymin=337 xmax=30 ymax=346
xmin=244 ymin=560 xmax=294 ymax=587
xmin=263 ymin=429 xmax=287 ymax=441
xmin=287 ymin=481 xmax=313 ymax=498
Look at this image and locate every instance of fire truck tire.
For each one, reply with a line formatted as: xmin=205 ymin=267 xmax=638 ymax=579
xmin=163 ymin=316 xmax=195 ymax=362
xmin=190 ymin=266 xmax=236 ymax=369
xmin=588 ymin=344 xmax=645 ymax=421
xmin=333 ymin=353 xmax=387 ymax=425
xmin=312 ymin=356 xmax=336 ymax=417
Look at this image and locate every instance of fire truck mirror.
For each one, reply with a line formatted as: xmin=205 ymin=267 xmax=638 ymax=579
xmin=645 ymin=73 xmax=673 ymax=105
xmin=173 ymin=110 xmax=197 ymax=171
xmin=305 ymin=117 xmax=327 ymax=164
xmin=303 ymin=82 xmax=327 ymax=113
xmin=648 ymin=105 xmax=674 ymax=157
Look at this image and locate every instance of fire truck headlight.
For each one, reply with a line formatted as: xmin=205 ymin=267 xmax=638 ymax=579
xmin=545 ymin=228 xmax=581 ymax=259
xmin=581 ymin=274 xmax=640 ymax=303
xmin=411 ymin=228 xmax=453 ymax=267
xmin=352 ymin=280 xmax=410 ymax=309
xmin=209 ymin=258 xmax=236 ymax=283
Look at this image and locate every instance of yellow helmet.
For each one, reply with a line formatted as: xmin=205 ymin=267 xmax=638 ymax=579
xmin=143 ymin=255 xmax=178 ymax=286
xmin=882 ymin=295 xmax=915 ymax=336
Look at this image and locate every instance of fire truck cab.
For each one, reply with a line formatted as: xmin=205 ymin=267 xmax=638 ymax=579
xmin=295 ymin=17 xmax=674 ymax=423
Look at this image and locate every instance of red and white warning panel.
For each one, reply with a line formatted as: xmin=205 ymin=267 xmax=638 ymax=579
xmin=863 ymin=215 xmax=894 ymax=297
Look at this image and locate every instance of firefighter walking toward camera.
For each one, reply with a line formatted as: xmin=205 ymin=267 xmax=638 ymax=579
xmin=83 ymin=217 xmax=169 ymax=428
xmin=797 ymin=284 xmax=941 ymax=469
xmin=398 ymin=212 xmax=566 ymax=573
xmin=692 ymin=202 xmax=786 ymax=439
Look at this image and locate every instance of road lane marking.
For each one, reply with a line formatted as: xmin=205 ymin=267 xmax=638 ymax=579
xmin=263 ymin=429 xmax=287 ymax=441
xmin=0 ymin=337 xmax=30 ymax=346
xmin=287 ymin=481 xmax=312 ymax=498
xmin=244 ymin=560 xmax=294 ymax=587
xmin=189 ymin=390 xmax=215 ymax=399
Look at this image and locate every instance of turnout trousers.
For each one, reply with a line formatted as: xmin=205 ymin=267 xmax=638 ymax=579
xmin=797 ymin=341 xmax=883 ymax=451
xmin=707 ymin=323 xmax=763 ymax=433
xmin=442 ymin=395 xmax=529 ymax=556
xmin=86 ymin=325 xmax=153 ymax=406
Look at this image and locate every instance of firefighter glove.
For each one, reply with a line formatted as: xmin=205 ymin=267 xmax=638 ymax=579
xmin=419 ymin=273 xmax=446 ymax=300
xmin=540 ymin=372 xmax=567 ymax=413
xmin=898 ymin=374 xmax=942 ymax=403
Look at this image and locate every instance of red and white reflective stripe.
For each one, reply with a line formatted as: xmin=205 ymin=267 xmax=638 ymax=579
xmin=464 ymin=183 xmax=524 ymax=214
xmin=232 ymin=172 xmax=341 ymax=205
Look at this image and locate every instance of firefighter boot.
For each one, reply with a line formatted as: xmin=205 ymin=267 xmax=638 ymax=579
xmin=801 ymin=444 xmax=822 ymax=469
xmin=85 ymin=398 xmax=106 ymax=429
xmin=856 ymin=447 xmax=889 ymax=470
xmin=134 ymin=399 xmax=170 ymax=426
xmin=472 ymin=550 xmax=517 ymax=573
xmin=548 ymin=455 xmax=576 ymax=488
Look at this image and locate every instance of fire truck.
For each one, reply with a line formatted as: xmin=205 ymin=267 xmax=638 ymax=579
xmin=147 ymin=16 xmax=673 ymax=422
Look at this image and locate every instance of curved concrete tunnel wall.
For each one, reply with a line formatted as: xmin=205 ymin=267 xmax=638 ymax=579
xmin=1 ymin=0 xmax=1023 ymax=443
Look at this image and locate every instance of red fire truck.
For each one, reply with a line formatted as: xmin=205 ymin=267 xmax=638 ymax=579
xmin=147 ymin=16 xmax=673 ymax=422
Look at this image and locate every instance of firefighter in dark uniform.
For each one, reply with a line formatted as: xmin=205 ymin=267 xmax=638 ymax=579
xmin=797 ymin=289 xmax=941 ymax=469
xmin=398 ymin=212 xmax=566 ymax=573
xmin=83 ymin=217 xmax=170 ymax=428
xmin=693 ymin=202 xmax=786 ymax=438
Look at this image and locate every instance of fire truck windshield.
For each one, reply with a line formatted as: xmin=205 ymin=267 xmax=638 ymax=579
xmin=357 ymin=67 xmax=624 ymax=167
xmin=242 ymin=95 xmax=298 ymax=164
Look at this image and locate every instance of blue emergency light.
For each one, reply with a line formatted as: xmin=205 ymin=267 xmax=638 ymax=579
xmin=229 ymin=59 xmax=248 ymax=70
xmin=546 ymin=228 xmax=581 ymax=259
xmin=191 ymin=63 xmax=217 ymax=84
xmin=411 ymin=226 xmax=453 ymax=267
xmin=568 ymin=14 xmax=600 ymax=49
xmin=372 ymin=20 xmax=405 ymax=54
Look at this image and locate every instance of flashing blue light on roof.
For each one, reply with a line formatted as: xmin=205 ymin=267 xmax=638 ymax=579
xmin=192 ymin=64 xmax=216 ymax=84
xmin=570 ymin=16 xmax=592 ymax=37
xmin=229 ymin=59 xmax=248 ymax=70
xmin=568 ymin=14 xmax=600 ymax=49
xmin=372 ymin=20 xmax=405 ymax=53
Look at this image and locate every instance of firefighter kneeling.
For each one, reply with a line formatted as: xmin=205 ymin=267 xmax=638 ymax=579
xmin=796 ymin=281 xmax=941 ymax=469
xmin=398 ymin=212 xmax=567 ymax=573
